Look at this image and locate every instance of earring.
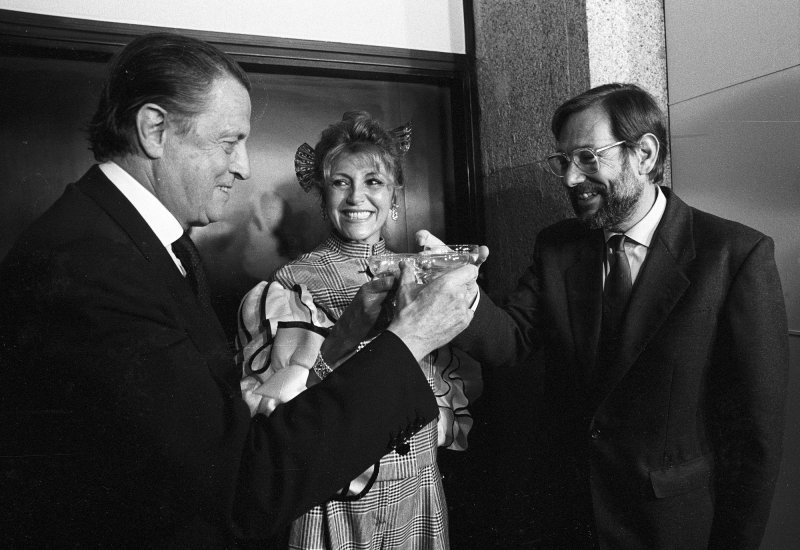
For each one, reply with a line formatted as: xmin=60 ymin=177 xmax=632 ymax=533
xmin=390 ymin=201 xmax=399 ymax=221
xmin=320 ymin=204 xmax=328 ymax=220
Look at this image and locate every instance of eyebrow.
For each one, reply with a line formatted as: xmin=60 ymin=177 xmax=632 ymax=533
xmin=218 ymin=127 xmax=248 ymax=140
xmin=333 ymin=170 xmax=384 ymax=178
xmin=555 ymin=143 xmax=601 ymax=153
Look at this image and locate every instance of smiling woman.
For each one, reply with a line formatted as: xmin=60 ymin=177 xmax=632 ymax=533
xmin=312 ymin=111 xmax=406 ymax=245
xmin=325 ymin=153 xmax=396 ymax=244
xmin=236 ymin=111 xmax=482 ymax=549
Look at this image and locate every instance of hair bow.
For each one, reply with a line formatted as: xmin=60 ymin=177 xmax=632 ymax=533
xmin=391 ymin=121 xmax=412 ymax=156
xmin=294 ymin=142 xmax=316 ymax=193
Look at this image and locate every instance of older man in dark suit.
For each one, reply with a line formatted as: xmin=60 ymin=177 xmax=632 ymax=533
xmin=450 ymin=83 xmax=789 ymax=549
xmin=0 ymin=33 xmax=477 ymax=548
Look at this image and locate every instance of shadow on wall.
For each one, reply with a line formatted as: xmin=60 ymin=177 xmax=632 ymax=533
xmin=194 ymin=174 xmax=331 ymax=338
xmin=482 ymin=161 xmax=572 ymax=300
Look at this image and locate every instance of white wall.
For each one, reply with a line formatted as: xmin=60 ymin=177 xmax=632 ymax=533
xmin=665 ymin=1 xmax=800 ymax=548
xmin=0 ymin=0 xmax=466 ymax=53
xmin=666 ymin=0 xmax=800 ymax=326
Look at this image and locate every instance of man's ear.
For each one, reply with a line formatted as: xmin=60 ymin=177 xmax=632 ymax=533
xmin=635 ymin=133 xmax=660 ymax=177
xmin=136 ymin=103 xmax=168 ymax=159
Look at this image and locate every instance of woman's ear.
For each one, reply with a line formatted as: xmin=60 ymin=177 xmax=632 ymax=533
xmin=635 ymin=133 xmax=660 ymax=177
xmin=136 ymin=103 xmax=168 ymax=159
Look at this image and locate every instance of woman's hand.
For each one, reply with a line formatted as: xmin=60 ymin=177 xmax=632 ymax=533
xmin=320 ymin=276 xmax=396 ymax=365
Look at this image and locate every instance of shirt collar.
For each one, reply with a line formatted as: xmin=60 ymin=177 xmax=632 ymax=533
xmin=99 ymin=161 xmax=184 ymax=248
xmin=604 ymin=185 xmax=667 ymax=247
xmin=324 ymin=231 xmax=387 ymax=259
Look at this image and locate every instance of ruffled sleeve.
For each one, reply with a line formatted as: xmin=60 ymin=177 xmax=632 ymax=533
xmin=235 ymin=280 xmax=379 ymax=498
xmin=429 ymin=345 xmax=483 ymax=451
xmin=235 ymin=281 xmax=335 ymax=417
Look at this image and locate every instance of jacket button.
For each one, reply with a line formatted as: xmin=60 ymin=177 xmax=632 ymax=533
xmin=395 ymin=440 xmax=411 ymax=456
xmin=590 ymin=428 xmax=601 ymax=440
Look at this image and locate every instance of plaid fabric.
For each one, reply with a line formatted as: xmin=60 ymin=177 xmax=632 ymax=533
xmin=273 ymin=234 xmax=386 ymax=320
xmin=271 ymin=233 xmax=450 ymax=549
xmin=288 ymin=463 xmax=448 ymax=550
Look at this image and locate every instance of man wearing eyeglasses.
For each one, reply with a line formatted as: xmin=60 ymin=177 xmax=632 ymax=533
xmin=451 ymin=83 xmax=789 ymax=549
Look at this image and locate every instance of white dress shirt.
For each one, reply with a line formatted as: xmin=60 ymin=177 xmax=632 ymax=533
xmin=603 ymin=185 xmax=667 ymax=286
xmin=98 ymin=161 xmax=186 ymax=275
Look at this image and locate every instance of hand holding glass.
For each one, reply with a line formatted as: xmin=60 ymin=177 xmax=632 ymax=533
xmin=366 ymin=253 xmax=417 ymax=279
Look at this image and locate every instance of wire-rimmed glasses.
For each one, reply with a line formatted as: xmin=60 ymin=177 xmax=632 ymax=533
xmin=543 ymin=140 xmax=628 ymax=178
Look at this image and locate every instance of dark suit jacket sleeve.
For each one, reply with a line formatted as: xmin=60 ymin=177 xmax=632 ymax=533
xmin=1 ymin=235 xmax=437 ymax=543
xmin=708 ymin=235 xmax=789 ymax=549
xmin=233 ymin=330 xmax=433 ymax=536
xmin=453 ymin=249 xmax=544 ymax=369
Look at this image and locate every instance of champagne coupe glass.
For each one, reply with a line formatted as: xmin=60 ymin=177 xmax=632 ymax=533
xmin=422 ymin=243 xmax=479 ymax=263
xmin=366 ymin=253 xmax=418 ymax=279
xmin=366 ymin=253 xmax=418 ymax=321
xmin=436 ymin=244 xmax=479 ymax=264
xmin=416 ymin=245 xmax=473 ymax=284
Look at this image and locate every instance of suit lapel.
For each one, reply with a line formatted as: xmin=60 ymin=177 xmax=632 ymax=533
xmin=76 ymin=166 xmax=233 ymax=384
xmin=595 ymin=188 xmax=695 ymax=400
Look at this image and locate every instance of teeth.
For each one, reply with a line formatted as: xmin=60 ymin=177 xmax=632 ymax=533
xmin=345 ymin=211 xmax=371 ymax=220
xmin=578 ymin=192 xmax=596 ymax=199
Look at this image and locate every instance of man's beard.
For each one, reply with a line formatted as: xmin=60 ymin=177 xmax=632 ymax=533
xmin=569 ymin=169 xmax=643 ymax=230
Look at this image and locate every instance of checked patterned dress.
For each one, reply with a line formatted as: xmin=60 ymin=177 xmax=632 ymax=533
xmin=236 ymin=232 xmax=481 ymax=550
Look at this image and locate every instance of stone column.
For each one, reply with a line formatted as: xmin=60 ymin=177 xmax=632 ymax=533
xmin=471 ymin=0 xmax=668 ymax=297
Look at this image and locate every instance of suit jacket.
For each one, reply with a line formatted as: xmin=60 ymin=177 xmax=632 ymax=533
xmin=0 ymin=165 xmax=437 ymax=548
xmin=456 ymin=188 xmax=789 ymax=550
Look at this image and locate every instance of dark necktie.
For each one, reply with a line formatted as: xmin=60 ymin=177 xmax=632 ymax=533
xmin=591 ymin=234 xmax=633 ymax=400
xmin=171 ymin=232 xmax=213 ymax=311
xmin=601 ymin=234 xmax=632 ymax=348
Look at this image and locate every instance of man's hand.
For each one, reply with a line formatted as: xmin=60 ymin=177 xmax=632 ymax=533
xmin=387 ymin=260 xmax=477 ymax=361
xmin=321 ymin=276 xmax=395 ymax=365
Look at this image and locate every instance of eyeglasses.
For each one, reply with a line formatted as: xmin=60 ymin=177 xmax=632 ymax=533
xmin=542 ymin=140 xmax=628 ymax=178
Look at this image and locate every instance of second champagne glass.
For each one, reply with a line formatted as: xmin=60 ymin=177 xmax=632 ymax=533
xmin=416 ymin=248 xmax=472 ymax=284
xmin=423 ymin=243 xmax=480 ymax=264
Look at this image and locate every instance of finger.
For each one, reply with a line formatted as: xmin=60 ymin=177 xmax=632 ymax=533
xmin=474 ymin=245 xmax=490 ymax=266
xmin=464 ymin=307 xmax=475 ymax=324
xmin=436 ymin=264 xmax=479 ymax=286
xmin=396 ymin=260 xmax=418 ymax=302
xmin=366 ymin=274 xmax=396 ymax=293
xmin=415 ymin=229 xmax=446 ymax=249
xmin=415 ymin=230 xmax=431 ymax=247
